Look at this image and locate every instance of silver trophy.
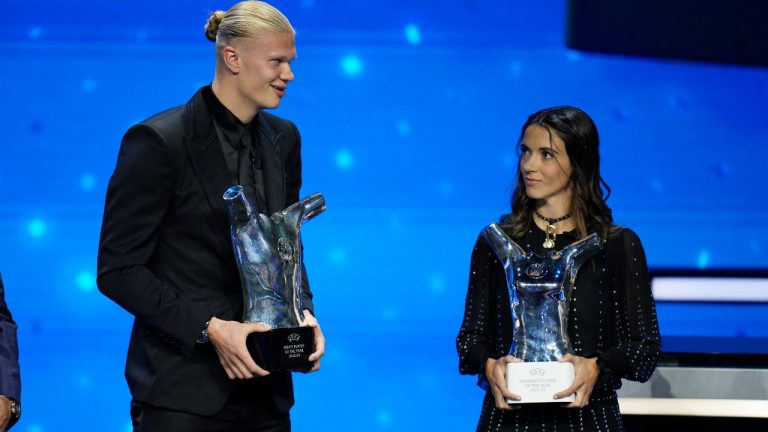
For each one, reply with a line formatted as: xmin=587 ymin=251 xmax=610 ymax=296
xmin=482 ymin=223 xmax=602 ymax=403
xmin=223 ymin=185 xmax=325 ymax=371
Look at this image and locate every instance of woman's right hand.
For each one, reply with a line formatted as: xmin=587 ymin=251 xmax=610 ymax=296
xmin=485 ymin=356 xmax=523 ymax=409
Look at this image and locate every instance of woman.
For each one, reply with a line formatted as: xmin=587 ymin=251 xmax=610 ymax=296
xmin=456 ymin=106 xmax=661 ymax=431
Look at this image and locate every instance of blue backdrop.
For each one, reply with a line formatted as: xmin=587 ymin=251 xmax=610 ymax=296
xmin=1 ymin=1 xmax=767 ymax=430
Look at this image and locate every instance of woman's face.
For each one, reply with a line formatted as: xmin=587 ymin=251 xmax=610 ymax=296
xmin=519 ymin=125 xmax=573 ymax=206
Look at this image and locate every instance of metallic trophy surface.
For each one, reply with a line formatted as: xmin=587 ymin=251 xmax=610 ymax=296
xmin=223 ymin=185 xmax=325 ymax=371
xmin=482 ymin=223 xmax=602 ymax=403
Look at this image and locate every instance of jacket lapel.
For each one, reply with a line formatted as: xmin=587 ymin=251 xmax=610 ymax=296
xmin=258 ymin=114 xmax=286 ymax=214
xmin=183 ymin=90 xmax=233 ymax=225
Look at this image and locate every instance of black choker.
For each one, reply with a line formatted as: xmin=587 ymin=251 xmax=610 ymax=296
xmin=535 ymin=211 xmax=572 ymax=249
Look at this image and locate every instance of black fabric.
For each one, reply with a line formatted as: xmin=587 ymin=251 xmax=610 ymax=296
xmin=457 ymin=221 xmax=661 ymax=431
xmin=132 ymin=383 xmax=291 ymax=432
xmin=0 ymin=274 xmax=21 ymax=428
xmin=201 ymin=85 xmax=267 ymax=213
xmin=97 ymin=87 xmax=311 ymax=418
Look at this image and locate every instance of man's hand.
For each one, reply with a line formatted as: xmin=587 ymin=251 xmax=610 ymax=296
xmin=485 ymin=356 xmax=523 ymax=410
xmin=303 ymin=310 xmax=325 ymax=372
xmin=553 ymin=354 xmax=600 ymax=408
xmin=0 ymin=396 xmax=12 ymax=432
xmin=208 ymin=317 xmax=272 ymax=379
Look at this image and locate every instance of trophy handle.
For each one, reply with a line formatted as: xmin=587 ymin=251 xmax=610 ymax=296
xmin=561 ymin=233 xmax=603 ymax=284
xmin=223 ymin=185 xmax=254 ymax=224
xmin=482 ymin=223 xmax=525 ymax=268
xmin=280 ymin=193 xmax=326 ymax=228
xmin=300 ymin=193 xmax=326 ymax=223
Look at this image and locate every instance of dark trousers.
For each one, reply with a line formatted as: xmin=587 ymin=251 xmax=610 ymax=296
xmin=131 ymin=383 xmax=291 ymax=432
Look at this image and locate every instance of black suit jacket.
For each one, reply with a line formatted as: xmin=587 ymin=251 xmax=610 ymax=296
xmin=0 ymin=273 xmax=20 ymax=426
xmin=97 ymin=88 xmax=312 ymax=416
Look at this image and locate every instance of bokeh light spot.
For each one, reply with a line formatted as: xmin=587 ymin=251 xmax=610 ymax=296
xmin=27 ymin=219 xmax=47 ymax=238
xmin=329 ymin=247 xmax=347 ymax=265
xmin=340 ymin=55 xmax=363 ymax=76
xmin=335 ymin=150 xmax=354 ymax=170
xmin=429 ymin=274 xmax=445 ymax=293
xmin=438 ymin=181 xmax=453 ymax=196
xmin=650 ymin=178 xmax=664 ymax=193
xmin=82 ymin=79 xmax=98 ymax=92
xmin=377 ymin=410 xmax=393 ymax=426
xmin=77 ymin=374 xmax=92 ymax=389
xmin=396 ymin=120 xmax=411 ymax=136
xmin=76 ymin=271 xmax=96 ymax=292
xmin=697 ymin=250 xmax=710 ymax=269
xmin=404 ymin=25 xmax=421 ymax=44
xmin=80 ymin=174 xmax=96 ymax=190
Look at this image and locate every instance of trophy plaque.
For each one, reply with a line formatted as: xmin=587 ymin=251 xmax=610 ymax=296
xmin=482 ymin=223 xmax=602 ymax=403
xmin=223 ymin=185 xmax=325 ymax=372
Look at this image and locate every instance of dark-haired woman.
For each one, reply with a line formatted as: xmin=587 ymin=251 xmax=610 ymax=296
xmin=456 ymin=106 xmax=661 ymax=431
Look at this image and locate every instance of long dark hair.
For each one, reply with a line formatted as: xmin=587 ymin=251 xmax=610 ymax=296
xmin=504 ymin=106 xmax=614 ymax=240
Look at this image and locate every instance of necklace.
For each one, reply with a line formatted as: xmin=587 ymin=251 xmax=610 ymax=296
xmin=535 ymin=210 xmax=572 ymax=249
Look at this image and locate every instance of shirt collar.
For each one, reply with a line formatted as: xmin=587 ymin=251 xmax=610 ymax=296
xmin=201 ymin=85 xmax=258 ymax=147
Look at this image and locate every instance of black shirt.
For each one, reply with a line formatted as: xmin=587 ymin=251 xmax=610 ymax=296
xmin=201 ymin=85 xmax=267 ymax=212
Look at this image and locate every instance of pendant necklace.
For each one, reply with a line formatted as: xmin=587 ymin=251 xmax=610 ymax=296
xmin=535 ymin=210 xmax=572 ymax=249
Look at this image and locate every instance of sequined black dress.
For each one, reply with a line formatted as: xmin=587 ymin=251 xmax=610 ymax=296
xmin=456 ymin=222 xmax=661 ymax=432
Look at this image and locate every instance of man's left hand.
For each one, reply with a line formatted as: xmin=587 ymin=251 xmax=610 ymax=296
xmin=303 ymin=310 xmax=325 ymax=372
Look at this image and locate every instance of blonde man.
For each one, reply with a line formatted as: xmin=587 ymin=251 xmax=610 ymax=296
xmin=98 ymin=2 xmax=324 ymax=431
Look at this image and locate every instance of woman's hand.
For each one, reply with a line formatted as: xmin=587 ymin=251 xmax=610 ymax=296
xmin=554 ymin=354 xmax=600 ymax=408
xmin=485 ymin=356 xmax=523 ymax=409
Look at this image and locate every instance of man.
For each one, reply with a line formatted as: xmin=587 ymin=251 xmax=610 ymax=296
xmin=97 ymin=2 xmax=324 ymax=431
xmin=0 ymin=274 xmax=21 ymax=431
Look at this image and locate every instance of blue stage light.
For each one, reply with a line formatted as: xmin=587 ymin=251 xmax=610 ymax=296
xmin=396 ymin=120 xmax=411 ymax=136
xmin=697 ymin=250 xmax=710 ymax=269
xmin=76 ymin=271 xmax=96 ymax=292
xmin=377 ymin=410 xmax=393 ymax=426
xmin=340 ymin=55 xmax=363 ymax=76
xmin=335 ymin=150 xmax=354 ymax=169
xmin=80 ymin=174 xmax=96 ymax=191
xmin=405 ymin=25 xmax=421 ymax=45
xmin=328 ymin=247 xmax=347 ymax=265
xmin=429 ymin=274 xmax=445 ymax=293
xmin=27 ymin=218 xmax=46 ymax=238
xmin=81 ymin=79 xmax=98 ymax=92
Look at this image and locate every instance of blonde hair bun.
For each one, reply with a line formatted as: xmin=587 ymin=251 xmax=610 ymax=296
xmin=204 ymin=11 xmax=226 ymax=42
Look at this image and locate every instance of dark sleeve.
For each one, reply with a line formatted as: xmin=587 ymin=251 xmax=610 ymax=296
xmin=0 ymin=275 xmax=20 ymax=402
xmin=598 ymin=228 xmax=661 ymax=382
xmin=97 ymin=124 xmax=212 ymax=355
xmin=284 ymin=121 xmax=314 ymax=315
xmin=456 ymin=234 xmax=500 ymax=377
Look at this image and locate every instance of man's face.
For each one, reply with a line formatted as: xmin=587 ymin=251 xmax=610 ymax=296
xmin=231 ymin=31 xmax=296 ymax=111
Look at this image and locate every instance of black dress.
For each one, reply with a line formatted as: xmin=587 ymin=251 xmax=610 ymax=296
xmin=456 ymin=221 xmax=661 ymax=432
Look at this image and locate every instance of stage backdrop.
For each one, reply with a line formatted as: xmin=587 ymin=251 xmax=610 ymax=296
xmin=1 ymin=1 xmax=766 ymax=431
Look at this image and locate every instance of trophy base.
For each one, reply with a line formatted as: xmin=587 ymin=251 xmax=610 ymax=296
xmin=246 ymin=326 xmax=315 ymax=372
xmin=506 ymin=361 xmax=575 ymax=404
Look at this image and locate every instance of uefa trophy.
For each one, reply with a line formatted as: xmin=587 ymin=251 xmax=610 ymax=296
xmin=482 ymin=223 xmax=602 ymax=403
xmin=223 ymin=185 xmax=325 ymax=372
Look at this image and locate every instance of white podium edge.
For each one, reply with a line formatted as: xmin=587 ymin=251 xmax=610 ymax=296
xmin=618 ymin=398 xmax=768 ymax=418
